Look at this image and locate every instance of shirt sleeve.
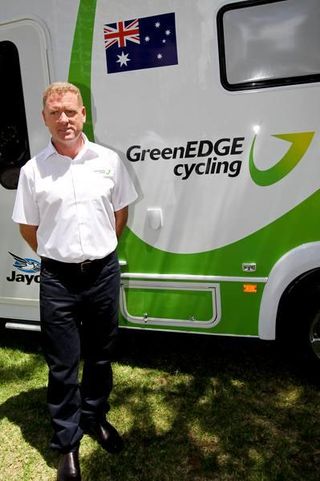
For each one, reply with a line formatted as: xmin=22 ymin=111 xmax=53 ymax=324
xmin=112 ymin=155 xmax=138 ymax=212
xmin=12 ymin=163 xmax=40 ymax=226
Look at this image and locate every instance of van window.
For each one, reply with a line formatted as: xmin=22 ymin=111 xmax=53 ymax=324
xmin=217 ymin=0 xmax=320 ymax=90
xmin=0 ymin=40 xmax=30 ymax=189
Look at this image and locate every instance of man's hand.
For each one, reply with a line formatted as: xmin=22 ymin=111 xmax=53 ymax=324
xmin=114 ymin=207 xmax=128 ymax=238
xmin=19 ymin=224 xmax=38 ymax=252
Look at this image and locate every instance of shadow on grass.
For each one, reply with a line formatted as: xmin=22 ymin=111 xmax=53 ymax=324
xmin=98 ymin=330 xmax=320 ymax=481
xmin=118 ymin=329 xmax=320 ymax=386
xmin=0 ymin=387 xmax=57 ymax=468
xmin=1 ymin=328 xmax=319 ymax=481
xmin=91 ymin=380 xmax=320 ymax=481
xmin=1 ymin=327 xmax=318 ymax=382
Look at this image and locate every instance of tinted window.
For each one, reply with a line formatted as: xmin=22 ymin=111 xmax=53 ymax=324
xmin=217 ymin=0 xmax=320 ymax=90
xmin=0 ymin=41 xmax=30 ymax=189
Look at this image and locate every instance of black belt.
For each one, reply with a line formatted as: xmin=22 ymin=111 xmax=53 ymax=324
xmin=41 ymin=252 xmax=113 ymax=273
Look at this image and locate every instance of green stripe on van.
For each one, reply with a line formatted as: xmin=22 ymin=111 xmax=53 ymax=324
xmin=68 ymin=0 xmax=97 ymax=141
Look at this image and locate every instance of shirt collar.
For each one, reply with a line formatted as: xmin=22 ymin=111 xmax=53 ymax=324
xmin=44 ymin=133 xmax=92 ymax=161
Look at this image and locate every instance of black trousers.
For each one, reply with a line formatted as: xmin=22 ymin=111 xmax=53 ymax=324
xmin=40 ymin=251 xmax=120 ymax=453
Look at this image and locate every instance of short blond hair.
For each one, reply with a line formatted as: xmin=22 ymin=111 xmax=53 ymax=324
xmin=43 ymin=82 xmax=83 ymax=107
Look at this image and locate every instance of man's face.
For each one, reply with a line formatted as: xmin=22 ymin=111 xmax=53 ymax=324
xmin=42 ymin=91 xmax=86 ymax=146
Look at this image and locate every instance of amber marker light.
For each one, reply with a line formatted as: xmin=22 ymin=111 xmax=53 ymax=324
xmin=243 ymin=284 xmax=257 ymax=293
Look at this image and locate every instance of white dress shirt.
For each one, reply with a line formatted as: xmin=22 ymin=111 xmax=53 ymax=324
xmin=12 ymin=135 xmax=138 ymax=262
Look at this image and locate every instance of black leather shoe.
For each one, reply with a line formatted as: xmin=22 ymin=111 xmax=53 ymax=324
xmin=82 ymin=419 xmax=124 ymax=453
xmin=57 ymin=450 xmax=81 ymax=481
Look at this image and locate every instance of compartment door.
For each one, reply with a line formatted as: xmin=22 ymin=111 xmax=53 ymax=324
xmin=0 ymin=18 xmax=50 ymax=322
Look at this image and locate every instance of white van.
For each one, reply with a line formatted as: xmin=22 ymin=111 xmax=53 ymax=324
xmin=1 ymin=0 xmax=320 ymax=361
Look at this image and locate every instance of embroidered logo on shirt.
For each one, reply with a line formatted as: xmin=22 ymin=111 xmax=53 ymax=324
xmin=94 ymin=169 xmax=112 ymax=178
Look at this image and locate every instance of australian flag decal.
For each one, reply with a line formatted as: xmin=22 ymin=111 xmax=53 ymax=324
xmin=104 ymin=12 xmax=178 ymax=74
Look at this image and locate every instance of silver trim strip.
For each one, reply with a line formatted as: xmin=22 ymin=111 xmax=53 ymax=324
xmin=5 ymin=322 xmax=40 ymax=332
xmin=121 ymin=273 xmax=268 ymax=283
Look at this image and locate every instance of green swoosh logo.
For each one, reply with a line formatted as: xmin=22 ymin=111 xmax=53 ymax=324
xmin=249 ymin=132 xmax=314 ymax=186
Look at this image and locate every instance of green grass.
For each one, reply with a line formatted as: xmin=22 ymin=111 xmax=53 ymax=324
xmin=0 ymin=328 xmax=319 ymax=481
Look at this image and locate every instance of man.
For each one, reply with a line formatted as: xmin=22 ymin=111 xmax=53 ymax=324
xmin=12 ymin=82 xmax=137 ymax=481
